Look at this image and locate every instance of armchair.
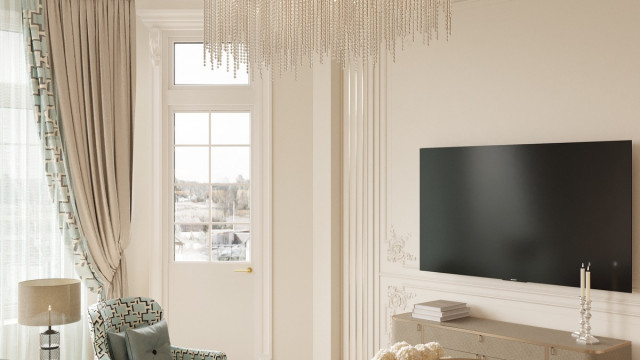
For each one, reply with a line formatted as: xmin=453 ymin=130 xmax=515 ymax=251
xmin=88 ymin=296 xmax=226 ymax=360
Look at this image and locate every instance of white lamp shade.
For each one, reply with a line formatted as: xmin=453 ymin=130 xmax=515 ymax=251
xmin=18 ymin=278 xmax=81 ymax=326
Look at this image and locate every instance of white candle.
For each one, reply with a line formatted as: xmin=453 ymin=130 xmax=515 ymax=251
xmin=586 ymin=269 xmax=591 ymax=302
xmin=580 ymin=264 xmax=585 ymax=298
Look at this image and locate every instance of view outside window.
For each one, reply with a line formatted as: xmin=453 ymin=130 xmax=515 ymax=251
xmin=1 ymin=18 xmax=75 ymax=358
xmin=173 ymin=112 xmax=251 ymax=262
xmin=174 ymin=42 xmax=249 ymax=85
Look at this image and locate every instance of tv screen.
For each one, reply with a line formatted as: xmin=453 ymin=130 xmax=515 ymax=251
xmin=420 ymin=140 xmax=632 ymax=293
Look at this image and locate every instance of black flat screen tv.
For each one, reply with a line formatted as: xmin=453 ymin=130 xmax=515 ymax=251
xmin=420 ymin=140 xmax=632 ymax=293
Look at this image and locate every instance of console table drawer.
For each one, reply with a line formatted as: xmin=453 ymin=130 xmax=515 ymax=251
xmin=444 ymin=348 xmax=502 ymax=359
xmin=443 ymin=348 xmax=475 ymax=358
xmin=391 ymin=320 xmax=422 ymax=345
xmin=423 ymin=326 xmax=545 ymax=360
xmin=550 ymin=346 xmax=632 ymax=360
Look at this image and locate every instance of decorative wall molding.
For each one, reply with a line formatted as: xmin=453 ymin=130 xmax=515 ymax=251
xmin=386 ymin=226 xmax=416 ymax=266
xmin=343 ymin=57 xmax=388 ymax=360
xmin=385 ymin=285 xmax=416 ymax=343
xmin=149 ymin=28 xmax=161 ymax=67
xmin=379 ymin=272 xmax=640 ymax=318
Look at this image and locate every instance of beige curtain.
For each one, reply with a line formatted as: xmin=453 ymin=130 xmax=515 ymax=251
xmin=44 ymin=0 xmax=135 ymax=299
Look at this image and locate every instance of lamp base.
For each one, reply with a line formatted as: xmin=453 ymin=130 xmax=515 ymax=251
xmin=40 ymin=328 xmax=60 ymax=360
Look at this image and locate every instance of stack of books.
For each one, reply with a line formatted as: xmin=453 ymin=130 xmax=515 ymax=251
xmin=412 ymin=300 xmax=470 ymax=322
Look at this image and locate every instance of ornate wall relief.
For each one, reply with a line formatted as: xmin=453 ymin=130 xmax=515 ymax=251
xmin=386 ymin=226 xmax=416 ymax=265
xmin=385 ymin=285 xmax=416 ymax=343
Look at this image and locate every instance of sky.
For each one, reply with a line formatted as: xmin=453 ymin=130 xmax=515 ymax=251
xmin=174 ymin=42 xmax=249 ymax=85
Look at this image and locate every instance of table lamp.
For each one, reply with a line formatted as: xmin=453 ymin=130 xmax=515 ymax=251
xmin=18 ymin=278 xmax=81 ymax=360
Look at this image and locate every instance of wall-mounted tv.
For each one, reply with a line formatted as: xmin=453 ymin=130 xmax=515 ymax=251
xmin=420 ymin=140 xmax=632 ymax=293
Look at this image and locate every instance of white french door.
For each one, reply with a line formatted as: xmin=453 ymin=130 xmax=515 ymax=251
xmin=137 ymin=19 xmax=272 ymax=360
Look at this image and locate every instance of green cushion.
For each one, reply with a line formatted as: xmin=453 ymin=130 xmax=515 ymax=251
xmin=125 ymin=319 xmax=172 ymax=360
xmin=106 ymin=331 xmax=129 ymax=360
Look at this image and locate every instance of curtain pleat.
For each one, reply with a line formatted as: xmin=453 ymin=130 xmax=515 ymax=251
xmin=43 ymin=0 xmax=136 ymax=299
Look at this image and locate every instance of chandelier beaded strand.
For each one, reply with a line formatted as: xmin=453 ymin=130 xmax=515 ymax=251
xmin=203 ymin=0 xmax=452 ymax=77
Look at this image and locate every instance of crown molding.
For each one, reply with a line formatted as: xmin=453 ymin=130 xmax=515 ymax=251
xmin=136 ymin=9 xmax=203 ymax=30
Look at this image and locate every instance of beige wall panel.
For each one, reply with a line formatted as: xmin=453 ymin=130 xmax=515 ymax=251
xmin=128 ymin=17 xmax=152 ymax=298
xmin=272 ymin=67 xmax=315 ymax=360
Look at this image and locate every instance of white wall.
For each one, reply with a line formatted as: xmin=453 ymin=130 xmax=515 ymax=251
xmin=381 ymin=0 xmax=640 ymax=356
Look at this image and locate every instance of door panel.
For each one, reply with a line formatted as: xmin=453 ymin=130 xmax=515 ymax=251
xmin=168 ymin=262 xmax=255 ymax=359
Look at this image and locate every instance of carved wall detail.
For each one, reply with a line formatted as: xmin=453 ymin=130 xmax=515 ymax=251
xmin=386 ymin=226 xmax=416 ymax=265
xmin=385 ymin=285 xmax=416 ymax=343
xmin=149 ymin=28 xmax=161 ymax=67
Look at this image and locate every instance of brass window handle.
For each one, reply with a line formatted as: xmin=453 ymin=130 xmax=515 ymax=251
xmin=234 ymin=267 xmax=253 ymax=273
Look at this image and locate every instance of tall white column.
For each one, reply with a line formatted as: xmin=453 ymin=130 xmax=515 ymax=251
xmin=343 ymin=58 xmax=388 ymax=360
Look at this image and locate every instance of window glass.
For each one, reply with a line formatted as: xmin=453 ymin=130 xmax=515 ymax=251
xmin=212 ymin=112 xmax=251 ymax=145
xmin=1 ymin=21 xmax=82 ymax=358
xmin=173 ymin=112 xmax=251 ymax=262
xmin=174 ymin=43 xmax=249 ymax=85
xmin=175 ymin=112 xmax=209 ymax=145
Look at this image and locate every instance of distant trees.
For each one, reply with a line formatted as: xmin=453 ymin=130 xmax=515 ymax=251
xmin=234 ymin=174 xmax=250 ymax=211
xmin=174 ymin=180 xmax=209 ymax=202
xmin=175 ymin=175 xmax=249 ymax=220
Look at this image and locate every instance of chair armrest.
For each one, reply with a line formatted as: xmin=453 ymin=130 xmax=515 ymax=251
xmin=171 ymin=345 xmax=227 ymax=360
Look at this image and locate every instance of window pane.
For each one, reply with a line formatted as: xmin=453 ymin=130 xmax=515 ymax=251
xmin=211 ymin=147 xmax=250 ymax=184
xmin=174 ymin=185 xmax=209 ymax=223
xmin=233 ymin=223 xmax=250 ymax=232
xmin=174 ymin=43 xmax=249 ymax=85
xmin=175 ymin=147 xmax=208 ymax=184
xmin=173 ymin=110 xmax=253 ymax=263
xmin=212 ymin=183 xmax=250 ymax=222
xmin=175 ymin=113 xmax=209 ymax=145
xmin=212 ymin=226 xmax=250 ymax=262
xmin=212 ymin=112 xmax=250 ymax=145
xmin=174 ymin=224 xmax=210 ymax=262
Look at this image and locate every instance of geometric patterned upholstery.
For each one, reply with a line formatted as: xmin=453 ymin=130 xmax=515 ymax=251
xmin=88 ymin=297 xmax=226 ymax=360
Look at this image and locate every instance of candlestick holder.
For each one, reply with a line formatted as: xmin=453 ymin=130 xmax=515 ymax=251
xmin=571 ymin=296 xmax=586 ymax=339
xmin=577 ymin=300 xmax=599 ymax=345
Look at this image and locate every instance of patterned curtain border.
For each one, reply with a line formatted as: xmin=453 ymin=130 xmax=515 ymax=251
xmin=21 ymin=0 xmax=106 ymax=296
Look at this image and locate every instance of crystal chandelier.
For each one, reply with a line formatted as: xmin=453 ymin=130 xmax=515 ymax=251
xmin=203 ymin=0 xmax=452 ymax=76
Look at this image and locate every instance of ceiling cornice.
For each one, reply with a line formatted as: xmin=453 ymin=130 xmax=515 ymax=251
xmin=137 ymin=9 xmax=203 ymax=30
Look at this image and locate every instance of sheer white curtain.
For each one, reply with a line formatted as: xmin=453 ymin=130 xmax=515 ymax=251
xmin=0 ymin=1 xmax=91 ymax=359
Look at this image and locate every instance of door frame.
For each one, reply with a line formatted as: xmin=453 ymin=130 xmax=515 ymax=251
xmin=138 ymin=9 xmax=272 ymax=360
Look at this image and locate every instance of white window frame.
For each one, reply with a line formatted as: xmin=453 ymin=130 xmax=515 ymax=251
xmin=163 ymin=31 xmax=268 ymax=266
xmin=169 ymin=105 xmax=255 ymax=264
